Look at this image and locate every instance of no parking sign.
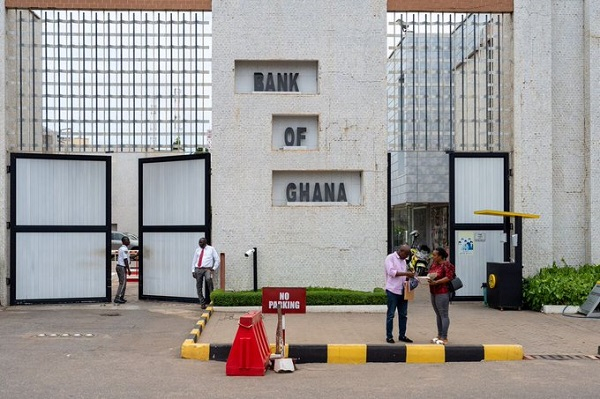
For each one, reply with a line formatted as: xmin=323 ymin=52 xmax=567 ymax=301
xmin=261 ymin=287 xmax=306 ymax=314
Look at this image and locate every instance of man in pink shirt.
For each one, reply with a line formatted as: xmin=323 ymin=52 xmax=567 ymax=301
xmin=384 ymin=244 xmax=415 ymax=343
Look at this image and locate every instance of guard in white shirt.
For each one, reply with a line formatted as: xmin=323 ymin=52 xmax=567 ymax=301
xmin=191 ymin=237 xmax=220 ymax=309
xmin=115 ymin=236 xmax=131 ymax=304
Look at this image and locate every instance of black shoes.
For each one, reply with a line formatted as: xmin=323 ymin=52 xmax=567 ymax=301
xmin=201 ymin=303 xmax=207 ymax=309
xmin=114 ymin=298 xmax=126 ymax=304
xmin=387 ymin=336 xmax=413 ymax=344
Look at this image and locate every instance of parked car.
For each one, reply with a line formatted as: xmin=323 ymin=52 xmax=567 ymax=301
xmin=111 ymin=231 xmax=140 ymax=254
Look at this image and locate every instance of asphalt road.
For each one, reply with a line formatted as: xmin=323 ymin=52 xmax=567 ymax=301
xmin=1 ymin=300 xmax=599 ymax=399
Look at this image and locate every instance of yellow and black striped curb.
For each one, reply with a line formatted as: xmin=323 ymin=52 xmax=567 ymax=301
xmin=180 ymin=311 xmax=523 ymax=363
xmin=181 ymin=342 xmax=523 ymax=363
xmin=180 ymin=306 xmax=215 ymax=360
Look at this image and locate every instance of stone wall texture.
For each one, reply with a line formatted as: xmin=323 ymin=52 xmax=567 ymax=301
xmin=211 ymin=0 xmax=389 ymax=291
xmin=513 ymin=0 xmax=600 ymax=274
xmin=2 ymin=1 xmax=600 ymax=304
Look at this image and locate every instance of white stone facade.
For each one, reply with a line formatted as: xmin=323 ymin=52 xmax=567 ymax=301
xmin=211 ymin=0 xmax=389 ymax=292
xmin=2 ymin=1 xmax=600 ymax=305
xmin=1 ymin=6 xmax=7 ymax=306
xmin=513 ymin=0 xmax=600 ymax=274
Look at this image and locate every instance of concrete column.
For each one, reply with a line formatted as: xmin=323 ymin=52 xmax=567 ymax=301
xmin=550 ymin=1 xmax=585 ymax=265
xmin=512 ymin=0 xmax=554 ymax=274
xmin=0 ymin=3 xmax=7 ymax=306
xmin=584 ymin=0 xmax=600 ymax=263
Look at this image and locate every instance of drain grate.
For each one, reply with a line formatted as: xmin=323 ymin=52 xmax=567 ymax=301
xmin=524 ymin=354 xmax=600 ymax=361
xmin=37 ymin=333 xmax=95 ymax=338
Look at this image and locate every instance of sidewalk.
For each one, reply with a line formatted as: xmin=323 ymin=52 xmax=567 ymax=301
xmin=2 ymin=280 xmax=599 ymax=398
xmin=4 ymin=279 xmax=598 ymax=363
xmin=184 ymin=285 xmax=600 ymax=362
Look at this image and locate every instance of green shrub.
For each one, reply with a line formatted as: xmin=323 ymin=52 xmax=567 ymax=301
xmin=211 ymin=289 xmax=262 ymax=306
xmin=522 ymin=263 xmax=600 ymax=311
xmin=211 ymin=286 xmax=387 ymax=307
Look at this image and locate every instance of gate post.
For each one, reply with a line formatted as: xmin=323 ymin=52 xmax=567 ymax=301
xmin=219 ymin=252 xmax=226 ymax=290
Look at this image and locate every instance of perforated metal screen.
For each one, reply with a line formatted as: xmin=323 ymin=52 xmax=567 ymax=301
xmin=6 ymin=9 xmax=212 ymax=153
xmin=7 ymin=10 xmax=510 ymax=155
xmin=387 ymin=12 xmax=512 ymax=153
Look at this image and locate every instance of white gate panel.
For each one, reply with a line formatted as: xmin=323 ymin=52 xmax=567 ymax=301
xmin=450 ymin=153 xmax=509 ymax=299
xmin=11 ymin=154 xmax=111 ymax=304
xmin=142 ymin=232 xmax=201 ymax=298
xmin=139 ymin=154 xmax=211 ymax=302
xmin=142 ymin=158 xmax=207 ymax=226
xmin=16 ymin=232 xmax=106 ymax=300
xmin=16 ymin=158 xmax=107 ymax=225
xmin=453 ymin=230 xmax=506 ymax=297
xmin=454 ymin=157 xmax=505 ymax=224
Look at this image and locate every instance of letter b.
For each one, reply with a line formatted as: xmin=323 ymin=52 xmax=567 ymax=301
xmin=254 ymin=73 xmax=264 ymax=91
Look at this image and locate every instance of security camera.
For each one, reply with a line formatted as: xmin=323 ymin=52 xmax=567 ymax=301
xmin=245 ymin=248 xmax=255 ymax=257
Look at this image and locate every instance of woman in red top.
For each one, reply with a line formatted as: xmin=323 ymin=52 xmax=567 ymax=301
xmin=428 ymin=247 xmax=455 ymax=345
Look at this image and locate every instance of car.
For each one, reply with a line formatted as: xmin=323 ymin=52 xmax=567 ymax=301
xmin=111 ymin=231 xmax=140 ymax=252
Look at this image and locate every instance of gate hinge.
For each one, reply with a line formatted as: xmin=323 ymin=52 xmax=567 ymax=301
xmin=6 ymin=278 xmax=10 ymax=286
xmin=6 ymin=165 xmax=10 ymax=174
xmin=509 ymin=168 xmax=513 ymax=177
xmin=6 ymin=222 xmax=10 ymax=229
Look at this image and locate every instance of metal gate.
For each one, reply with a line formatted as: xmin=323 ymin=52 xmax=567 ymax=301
xmin=138 ymin=153 xmax=211 ymax=301
xmin=449 ymin=152 xmax=509 ymax=298
xmin=10 ymin=153 xmax=112 ymax=305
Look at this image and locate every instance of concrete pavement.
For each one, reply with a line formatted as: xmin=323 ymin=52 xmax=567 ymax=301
xmin=2 ymin=279 xmax=599 ymax=365
xmin=2 ymin=280 xmax=599 ymax=398
xmin=181 ymin=284 xmax=600 ymax=363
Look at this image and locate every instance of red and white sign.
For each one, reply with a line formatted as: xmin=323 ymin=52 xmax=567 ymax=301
xmin=261 ymin=287 xmax=306 ymax=314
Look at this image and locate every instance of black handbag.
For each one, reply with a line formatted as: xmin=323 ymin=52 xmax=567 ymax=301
xmin=448 ymin=276 xmax=463 ymax=292
xmin=445 ymin=263 xmax=463 ymax=292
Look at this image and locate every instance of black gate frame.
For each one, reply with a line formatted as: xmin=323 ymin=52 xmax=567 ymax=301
xmin=449 ymin=152 xmax=510 ymax=300
xmin=138 ymin=153 xmax=212 ymax=302
xmin=9 ymin=153 xmax=112 ymax=305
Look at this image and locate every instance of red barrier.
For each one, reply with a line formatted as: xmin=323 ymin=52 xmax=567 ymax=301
xmin=226 ymin=311 xmax=271 ymax=376
xmin=126 ymin=263 xmax=139 ymax=282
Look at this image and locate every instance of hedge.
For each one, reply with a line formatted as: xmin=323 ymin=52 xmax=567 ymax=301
xmin=210 ymin=287 xmax=386 ymax=307
xmin=522 ymin=263 xmax=600 ymax=311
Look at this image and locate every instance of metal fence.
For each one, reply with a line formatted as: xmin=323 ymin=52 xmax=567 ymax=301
xmin=7 ymin=9 xmax=212 ymax=153
xmin=6 ymin=10 xmax=510 ymax=154
xmin=387 ymin=12 xmax=512 ymax=152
